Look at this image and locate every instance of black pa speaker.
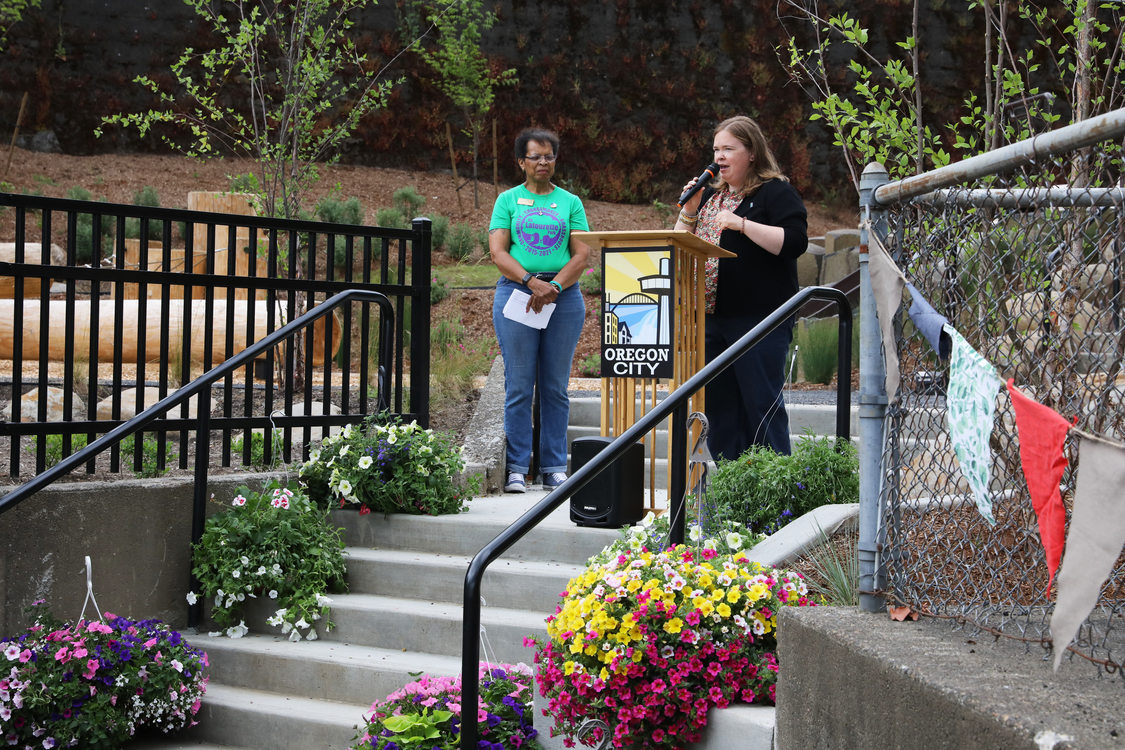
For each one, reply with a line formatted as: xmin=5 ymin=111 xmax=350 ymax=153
xmin=569 ymin=436 xmax=644 ymax=527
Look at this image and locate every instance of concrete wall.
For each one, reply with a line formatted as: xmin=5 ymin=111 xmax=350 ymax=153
xmin=776 ymin=606 xmax=1125 ymax=749
xmin=0 ymin=471 xmax=277 ymax=634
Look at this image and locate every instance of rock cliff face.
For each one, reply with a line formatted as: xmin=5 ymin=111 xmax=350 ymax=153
xmin=0 ymin=0 xmax=981 ymax=202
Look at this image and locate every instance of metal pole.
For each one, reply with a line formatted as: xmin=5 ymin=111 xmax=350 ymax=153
xmin=858 ymin=162 xmax=890 ymax=613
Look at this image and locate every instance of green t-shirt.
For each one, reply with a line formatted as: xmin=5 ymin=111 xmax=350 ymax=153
xmin=488 ymin=184 xmax=590 ymax=273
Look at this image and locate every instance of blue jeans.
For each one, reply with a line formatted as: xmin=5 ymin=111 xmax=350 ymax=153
xmin=492 ymin=277 xmax=586 ymax=475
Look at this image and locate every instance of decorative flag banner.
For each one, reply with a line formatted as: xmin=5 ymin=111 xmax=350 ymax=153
xmin=1005 ymin=379 xmax=1070 ymax=594
xmin=867 ymin=228 xmax=906 ymax=402
xmin=906 ymin=282 xmax=952 ymax=361
xmin=1051 ymin=436 xmax=1125 ymax=671
xmin=945 ymin=324 xmax=1002 ymax=525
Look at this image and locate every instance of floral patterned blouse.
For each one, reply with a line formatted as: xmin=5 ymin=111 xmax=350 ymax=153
xmin=695 ymin=186 xmax=744 ymax=314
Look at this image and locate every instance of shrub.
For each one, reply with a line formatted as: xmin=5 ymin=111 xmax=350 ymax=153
xmin=0 ymin=602 xmax=208 ymax=749
xmin=428 ymin=213 xmax=450 ymax=251
xmin=26 ymin=433 xmax=88 ymax=469
xmin=227 ymin=172 xmax=261 ymax=194
xmin=124 ymin=185 xmax=164 ymax=240
xmin=189 ymin=482 xmax=347 ymax=640
xmin=392 ymin=185 xmax=426 ymax=217
xmin=120 ymin=433 xmax=176 ymax=478
xmin=65 ymin=186 xmax=114 ymax=265
xmin=230 ymin=429 xmax=283 ymax=469
xmin=704 ymin=435 xmax=858 ymax=536
xmin=375 ymin=206 xmax=407 ymax=229
xmin=315 ymin=195 xmax=366 ymax=270
xmin=796 ymin=317 xmax=839 ymax=385
xmin=445 ymin=222 xmax=478 ymax=261
xmin=430 ymin=273 xmax=449 ymax=305
xmin=298 ymin=415 xmax=475 ymax=515
xmin=578 ymin=266 xmax=602 ymax=296
xmin=577 ymin=353 xmax=600 ymax=378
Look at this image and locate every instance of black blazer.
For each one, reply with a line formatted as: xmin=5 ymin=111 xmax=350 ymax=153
xmin=700 ymin=178 xmax=808 ymax=320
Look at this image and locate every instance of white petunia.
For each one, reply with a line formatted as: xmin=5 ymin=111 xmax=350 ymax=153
xmin=225 ymin=621 xmax=248 ymax=639
xmin=724 ymin=532 xmax=743 ymax=550
xmin=337 ymin=479 xmax=353 ymax=497
xmin=315 ymin=594 xmax=332 ymax=607
xmin=688 ymin=525 xmax=703 ymax=542
xmin=3 ymin=644 xmax=20 ymax=661
xmin=268 ymin=589 xmax=278 ymax=599
xmin=185 ymin=591 xmax=198 ymax=606
xmin=357 ymin=455 xmax=373 ymax=470
xmin=288 ymin=629 xmax=302 ymax=642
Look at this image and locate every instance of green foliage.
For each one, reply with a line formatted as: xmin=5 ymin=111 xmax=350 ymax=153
xmin=577 ymin=353 xmax=600 ymax=378
xmin=406 ymin=0 xmax=516 ymax=208
xmin=315 ymin=194 xmax=366 ymax=270
xmin=375 ymin=206 xmax=408 ymax=229
xmin=445 ymin=221 xmax=479 ymax=261
xmin=227 ymin=172 xmax=261 ymax=195
xmin=0 ymin=0 xmax=39 ymax=51
xmin=230 ymin=429 xmax=283 ymax=469
xmin=802 ymin=523 xmax=859 ymax=606
xmin=65 ymin=186 xmax=113 ymax=265
xmin=99 ymin=0 xmax=399 ymax=220
xmin=124 ymin=185 xmax=163 ymax=240
xmin=428 ymin=213 xmax=450 ymax=251
xmin=299 ymin=415 xmax=477 ymax=515
xmin=120 ymin=433 xmax=176 ymax=478
xmin=578 ymin=265 xmax=602 ymax=296
xmin=190 ymin=482 xmax=347 ymax=639
xmin=392 ymin=185 xmax=426 ymax=216
xmin=796 ymin=317 xmax=840 ymax=385
xmin=705 ymin=435 xmax=858 ymax=536
xmin=430 ymin=272 xmax=449 ymax=304
xmin=27 ymin=433 xmax=88 ymax=469
xmin=779 ymin=0 xmax=1125 ymax=189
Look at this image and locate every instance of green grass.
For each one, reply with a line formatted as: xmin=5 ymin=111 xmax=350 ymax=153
xmin=438 ymin=261 xmax=499 ymax=288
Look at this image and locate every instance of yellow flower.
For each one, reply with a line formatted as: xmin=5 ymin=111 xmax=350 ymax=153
xmin=599 ymin=667 xmax=610 ymax=681
xmin=710 ymin=588 xmax=725 ymax=602
xmin=717 ymin=602 xmax=732 ymax=618
xmin=727 ymin=588 xmax=742 ymax=604
xmin=662 ymin=617 xmax=683 ymax=634
xmin=564 ymin=661 xmax=577 ymax=675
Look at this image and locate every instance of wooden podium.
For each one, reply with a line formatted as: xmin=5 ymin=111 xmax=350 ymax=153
xmin=572 ymin=230 xmax=734 ymax=513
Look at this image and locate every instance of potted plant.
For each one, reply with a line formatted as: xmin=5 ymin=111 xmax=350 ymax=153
xmin=0 ymin=602 xmax=208 ymax=748
xmin=299 ymin=415 xmax=478 ymax=515
xmin=188 ymin=481 xmax=347 ymax=640
xmin=529 ymin=514 xmax=814 ymax=749
xmin=350 ymin=662 xmax=542 ymax=750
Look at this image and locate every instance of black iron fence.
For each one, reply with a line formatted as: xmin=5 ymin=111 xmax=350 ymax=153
xmin=0 ymin=192 xmax=431 ymax=478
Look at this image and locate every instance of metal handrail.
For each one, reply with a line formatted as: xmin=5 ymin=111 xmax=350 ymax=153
xmin=458 ymin=286 xmax=852 ymax=749
xmin=0 ymin=289 xmax=395 ymax=625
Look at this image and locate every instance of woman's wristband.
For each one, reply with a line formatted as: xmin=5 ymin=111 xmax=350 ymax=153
xmin=679 ymin=210 xmax=698 ymax=226
xmin=548 ymin=280 xmax=563 ymax=293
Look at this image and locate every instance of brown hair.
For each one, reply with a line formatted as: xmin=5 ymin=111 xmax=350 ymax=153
xmin=713 ymin=115 xmax=786 ymax=195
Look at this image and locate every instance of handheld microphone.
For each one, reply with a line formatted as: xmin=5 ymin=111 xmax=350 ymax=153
xmin=677 ymin=162 xmax=720 ymax=207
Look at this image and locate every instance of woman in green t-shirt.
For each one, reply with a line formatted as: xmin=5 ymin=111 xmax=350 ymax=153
xmin=489 ymin=128 xmax=591 ymax=493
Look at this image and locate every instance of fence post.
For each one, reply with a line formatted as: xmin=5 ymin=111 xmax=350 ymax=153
xmin=857 ymin=162 xmax=890 ymax=613
xmin=411 ymin=217 xmax=433 ymax=428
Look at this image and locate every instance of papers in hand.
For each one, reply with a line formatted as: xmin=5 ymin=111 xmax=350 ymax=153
xmin=503 ymin=289 xmax=555 ymax=329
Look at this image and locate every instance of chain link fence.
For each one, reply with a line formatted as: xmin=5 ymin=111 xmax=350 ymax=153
xmin=868 ymin=116 xmax=1125 ymax=677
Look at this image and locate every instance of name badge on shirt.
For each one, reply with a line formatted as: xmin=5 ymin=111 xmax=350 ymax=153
xmin=517 ymin=197 xmax=535 ymax=206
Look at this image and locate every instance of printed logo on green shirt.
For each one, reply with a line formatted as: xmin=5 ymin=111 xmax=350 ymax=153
xmin=515 ymin=207 xmax=565 ymax=256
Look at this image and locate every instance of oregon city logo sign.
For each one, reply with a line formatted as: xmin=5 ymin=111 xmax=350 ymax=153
xmin=601 ymin=248 xmax=674 ymax=378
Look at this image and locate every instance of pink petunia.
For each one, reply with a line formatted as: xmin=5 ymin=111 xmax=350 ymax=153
xmin=82 ymin=659 xmax=99 ymax=679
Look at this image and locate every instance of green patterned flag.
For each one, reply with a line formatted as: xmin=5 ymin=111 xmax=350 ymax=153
xmin=945 ymin=325 xmax=1002 ymax=525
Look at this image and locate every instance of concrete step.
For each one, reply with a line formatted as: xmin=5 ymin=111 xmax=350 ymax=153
xmin=331 ymin=498 xmax=618 ymax=564
xmin=189 ymin=683 xmax=366 ymax=750
xmin=344 ymin=547 xmax=579 ymax=614
xmin=192 ymin=632 xmax=461 ymax=704
xmin=327 ymin=593 xmax=546 ymax=663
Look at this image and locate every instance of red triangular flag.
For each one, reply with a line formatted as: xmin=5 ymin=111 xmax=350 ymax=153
xmin=1006 ymin=379 xmax=1071 ymax=595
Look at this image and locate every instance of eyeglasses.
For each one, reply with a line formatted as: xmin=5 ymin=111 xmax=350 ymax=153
xmin=522 ymin=154 xmax=557 ymax=163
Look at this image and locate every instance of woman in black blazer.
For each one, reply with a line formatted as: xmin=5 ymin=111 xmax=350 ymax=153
xmin=675 ymin=115 xmax=808 ymax=459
